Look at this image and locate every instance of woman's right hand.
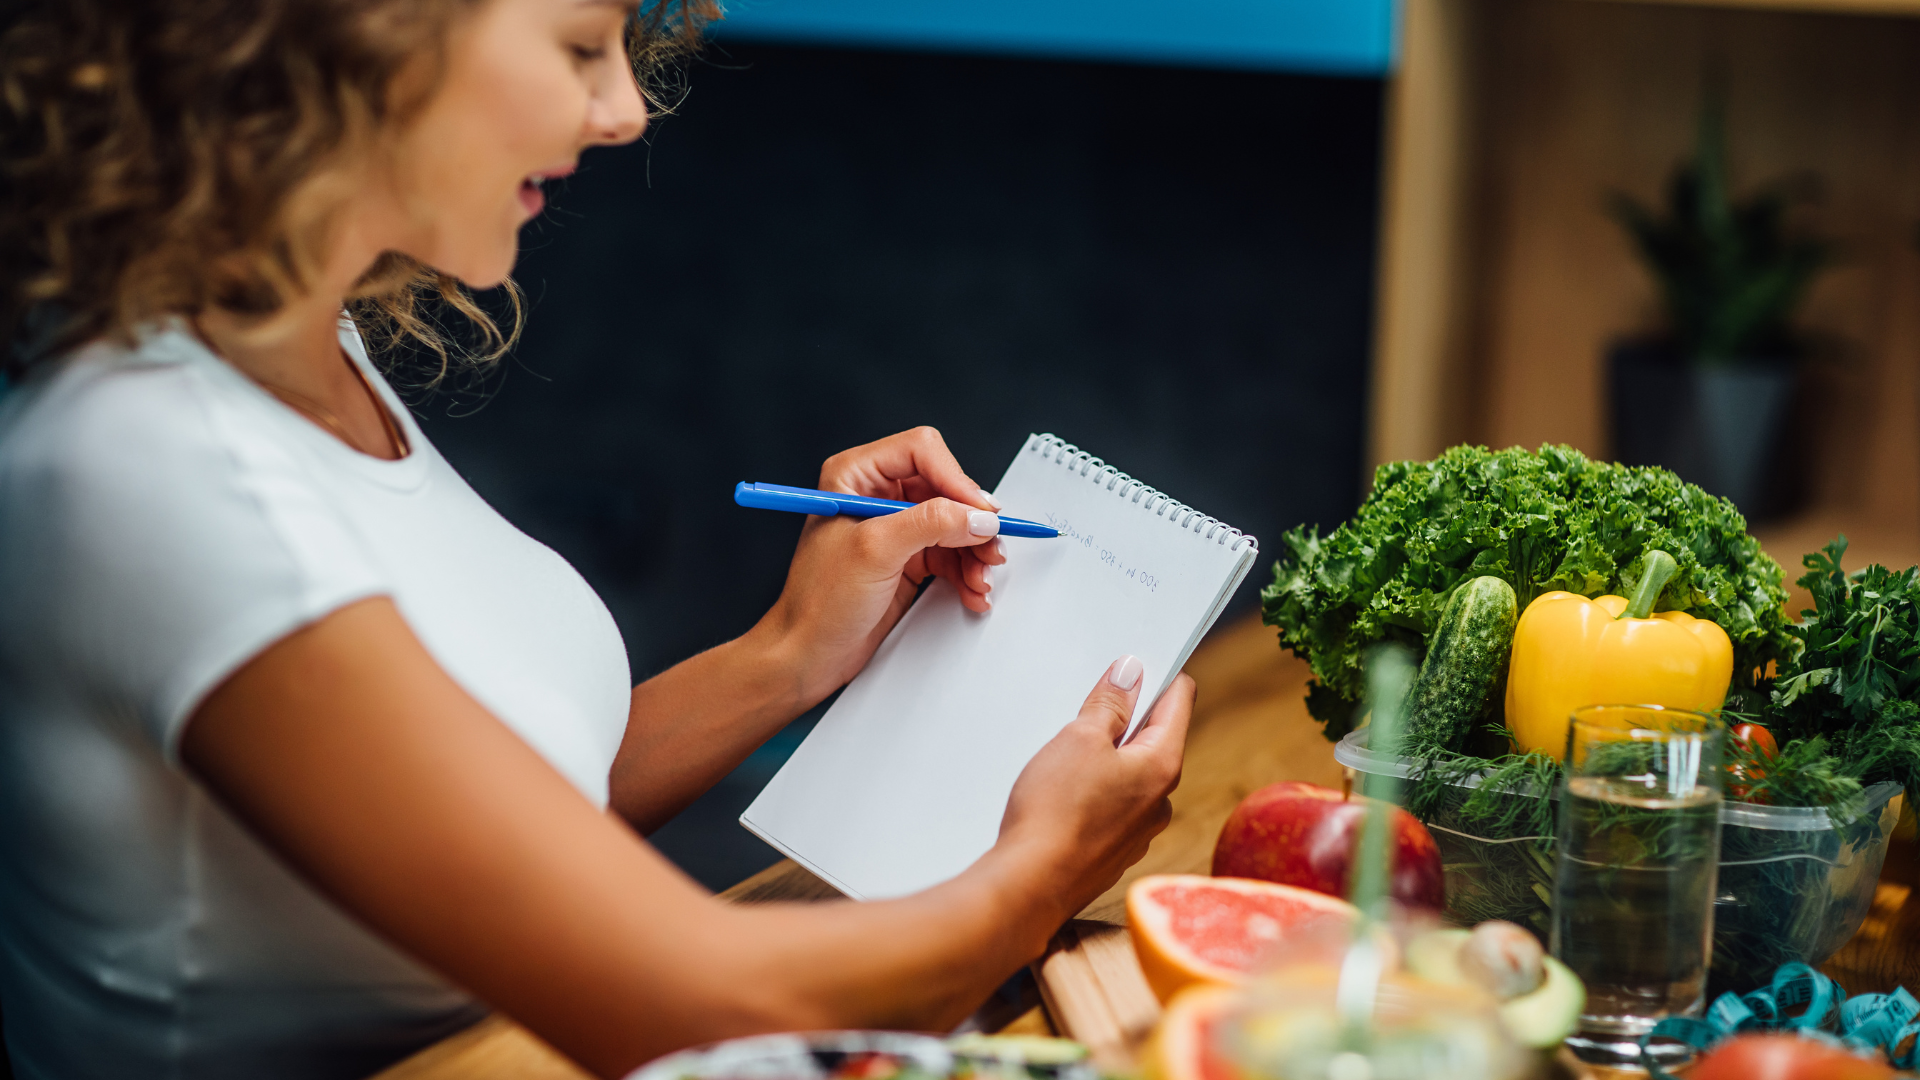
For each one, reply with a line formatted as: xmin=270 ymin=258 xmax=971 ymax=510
xmin=998 ymin=658 xmax=1193 ymax=921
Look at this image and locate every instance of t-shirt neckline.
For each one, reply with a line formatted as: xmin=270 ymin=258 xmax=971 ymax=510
xmin=147 ymin=318 xmax=432 ymax=493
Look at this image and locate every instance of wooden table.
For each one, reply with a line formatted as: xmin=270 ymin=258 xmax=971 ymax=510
xmin=372 ymin=613 xmax=1920 ymax=1078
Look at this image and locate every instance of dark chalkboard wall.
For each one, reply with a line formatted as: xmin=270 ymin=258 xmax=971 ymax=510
xmin=414 ymin=43 xmax=1382 ymax=889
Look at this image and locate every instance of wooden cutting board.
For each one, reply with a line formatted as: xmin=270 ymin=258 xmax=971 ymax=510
xmin=1032 ymin=921 xmax=1160 ymax=1073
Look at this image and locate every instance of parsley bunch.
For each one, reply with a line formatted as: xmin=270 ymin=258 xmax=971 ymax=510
xmin=1262 ymin=444 xmax=1796 ymax=741
xmin=1763 ymin=537 xmax=1920 ymax=808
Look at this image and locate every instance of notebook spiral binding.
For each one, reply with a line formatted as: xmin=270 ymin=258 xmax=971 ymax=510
xmin=1029 ymin=434 xmax=1258 ymax=554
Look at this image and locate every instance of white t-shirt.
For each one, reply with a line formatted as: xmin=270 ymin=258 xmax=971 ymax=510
xmin=0 ymin=320 xmax=633 ymax=1079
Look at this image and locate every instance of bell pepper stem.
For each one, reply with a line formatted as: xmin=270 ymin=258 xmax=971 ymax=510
xmin=1622 ymin=549 xmax=1679 ymax=620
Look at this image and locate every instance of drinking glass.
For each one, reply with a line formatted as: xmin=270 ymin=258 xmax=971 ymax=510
xmin=1218 ymin=966 xmax=1528 ymax=1080
xmin=1552 ymin=704 xmax=1724 ymax=1068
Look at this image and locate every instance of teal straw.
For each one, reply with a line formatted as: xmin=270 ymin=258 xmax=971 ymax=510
xmin=1351 ymin=644 xmax=1413 ymax=918
xmin=1337 ymin=644 xmax=1416 ymax=1053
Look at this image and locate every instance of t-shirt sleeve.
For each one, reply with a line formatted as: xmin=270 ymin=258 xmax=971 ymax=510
xmin=12 ymin=363 xmax=388 ymax=760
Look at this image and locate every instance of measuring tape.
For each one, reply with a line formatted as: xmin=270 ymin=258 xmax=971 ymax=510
xmin=1638 ymin=963 xmax=1920 ymax=1078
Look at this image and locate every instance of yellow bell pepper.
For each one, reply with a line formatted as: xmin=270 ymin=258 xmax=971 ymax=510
xmin=1505 ymin=549 xmax=1734 ymax=758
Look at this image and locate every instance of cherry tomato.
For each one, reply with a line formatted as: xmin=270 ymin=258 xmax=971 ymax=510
xmin=1735 ymin=722 xmax=1780 ymax=758
xmin=1691 ymin=1033 xmax=1894 ymax=1080
xmin=1728 ymin=722 xmax=1780 ymax=803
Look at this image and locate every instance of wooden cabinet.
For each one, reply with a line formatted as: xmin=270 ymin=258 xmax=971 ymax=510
xmin=1372 ymin=0 xmax=1920 ymax=575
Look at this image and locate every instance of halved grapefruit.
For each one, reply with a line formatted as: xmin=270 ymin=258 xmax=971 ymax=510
xmin=1127 ymin=874 xmax=1360 ymax=1003
xmin=1142 ymin=984 xmax=1244 ymax=1080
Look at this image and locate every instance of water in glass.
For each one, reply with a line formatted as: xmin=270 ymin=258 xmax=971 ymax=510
xmin=1552 ymin=705 xmax=1724 ymax=1067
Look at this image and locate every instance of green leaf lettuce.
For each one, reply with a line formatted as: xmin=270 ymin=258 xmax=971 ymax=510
xmin=1261 ymin=444 xmax=1796 ymax=741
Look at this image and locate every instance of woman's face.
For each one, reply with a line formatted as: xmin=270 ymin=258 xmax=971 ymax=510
xmin=381 ymin=0 xmax=648 ymax=287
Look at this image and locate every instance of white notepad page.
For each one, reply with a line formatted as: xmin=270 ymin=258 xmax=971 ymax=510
xmin=739 ymin=434 xmax=1259 ymax=900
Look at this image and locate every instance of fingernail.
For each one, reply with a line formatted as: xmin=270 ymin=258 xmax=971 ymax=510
xmin=1108 ymin=655 xmax=1144 ymax=690
xmin=981 ymin=566 xmax=994 ymax=590
xmin=968 ymin=510 xmax=1000 ymax=537
xmin=978 ymin=488 xmax=1003 ymax=511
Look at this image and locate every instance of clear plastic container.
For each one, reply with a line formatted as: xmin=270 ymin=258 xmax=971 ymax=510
xmin=1334 ymin=727 xmax=1902 ymax=995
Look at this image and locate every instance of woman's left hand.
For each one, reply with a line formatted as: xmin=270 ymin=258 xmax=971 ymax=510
xmin=755 ymin=426 xmax=1008 ymax=703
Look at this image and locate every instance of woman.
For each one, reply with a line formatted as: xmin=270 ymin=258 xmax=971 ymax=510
xmin=0 ymin=1 xmax=1191 ymax=1078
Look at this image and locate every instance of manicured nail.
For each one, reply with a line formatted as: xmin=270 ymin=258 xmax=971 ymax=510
xmin=978 ymin=488 xmax=1003 ymax=511
xmin=981 ymin=566 xmax=993 ymax=589
xmin=968 ymin=510 xmax=1000 ymax=537
xmin=1109 ymin=655 xmax=1144 ymax=690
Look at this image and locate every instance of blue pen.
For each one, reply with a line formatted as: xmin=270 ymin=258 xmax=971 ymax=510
xmin=734 ymin=482 xmax=1060 ymax=539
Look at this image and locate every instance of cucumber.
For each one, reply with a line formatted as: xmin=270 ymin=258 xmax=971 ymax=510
xmin=1403 ymin=576 xmax=1518 ymax=753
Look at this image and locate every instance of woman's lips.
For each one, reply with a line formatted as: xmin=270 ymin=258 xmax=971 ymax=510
xmin=516 ymin=165 xmax=575 ymax=219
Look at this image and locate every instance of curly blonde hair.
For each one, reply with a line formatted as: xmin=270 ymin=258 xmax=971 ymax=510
xmin=0 ymin=0 xmax=717 ymax=380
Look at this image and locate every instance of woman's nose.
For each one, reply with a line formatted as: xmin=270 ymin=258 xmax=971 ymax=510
xmin=588 ymin=67 xmax=648 ymax=146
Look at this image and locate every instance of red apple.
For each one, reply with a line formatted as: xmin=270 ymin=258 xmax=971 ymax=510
xmin=1211 ymin=781 xmax=1444 ymax=912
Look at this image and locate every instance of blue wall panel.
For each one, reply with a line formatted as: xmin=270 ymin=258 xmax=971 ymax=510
xmin=710 ymin=0 xmax=1397 ymax=76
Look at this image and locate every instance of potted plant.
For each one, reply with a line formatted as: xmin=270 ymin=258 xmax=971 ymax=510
xmin=1607 ymin=96 xmax=1831 ymax=521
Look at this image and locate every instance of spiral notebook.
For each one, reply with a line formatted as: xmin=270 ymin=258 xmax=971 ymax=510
xmin=740 ymin=434 xmax=1259 ymax=900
